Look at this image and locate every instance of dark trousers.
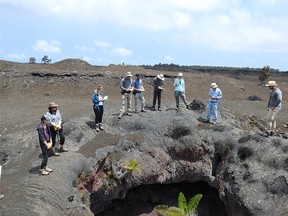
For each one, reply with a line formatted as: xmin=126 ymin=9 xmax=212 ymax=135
xmin=153 ymin=89 xmax=162 ymax=108
xmin=94 ymin=106 xmax=104 ymax=124
xmin=49 ymin=126 xmax=65 ymax=147
xmin=40 ymin=143 xmax=48 ymax=169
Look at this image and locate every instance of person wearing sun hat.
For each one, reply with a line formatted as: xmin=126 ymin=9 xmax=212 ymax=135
xmin=174 ymin=72 xmax=189 ymax=111
xmin=152 ymin=74 xmax=165 ymax=111
xmin=262 ymin=81 xmax=282 ymax=137
xmin=45 ymin=102 xmax=68 ymax=155
xmin=118 ymin=72 xmax=134 ymax=119
xmin=204 ymin=82 xmax=222 ymax=124
xmin=92 ymin=85 xmax=106 ymax=132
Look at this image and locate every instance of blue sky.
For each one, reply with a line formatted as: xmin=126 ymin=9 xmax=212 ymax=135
xmin=1 ymin=0 xmax=288 ymax=71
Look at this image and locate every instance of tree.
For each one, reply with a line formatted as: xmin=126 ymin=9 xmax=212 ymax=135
xmin=41 ymin=55 xmax=52 ymax=64
xmin=154 ymin=192 xmax=203 ymax=216
xmin=29 ymin=57 xmax=36 ymax=64
xmin=259 ymin=65 xmax=270 ymax=84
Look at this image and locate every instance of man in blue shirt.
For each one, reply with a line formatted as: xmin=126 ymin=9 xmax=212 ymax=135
xmin=133 ymin=74 xmax=146 ymax=113
xmin=174 ymin=72 xmax=189 ymax=111
xmin=204 ymin=83 xmax=222 ymax=124
xmin=263 ymin=81 xmax=282 ymax=136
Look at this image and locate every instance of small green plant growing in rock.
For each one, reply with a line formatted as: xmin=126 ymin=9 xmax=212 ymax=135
xmin=154 ymin=192 xmax=202 ymax=216
xmin=122 ymin=159 xmax=142 ymax=174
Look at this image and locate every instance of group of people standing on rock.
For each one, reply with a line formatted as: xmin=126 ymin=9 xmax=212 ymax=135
xmin=91 ymin=71 xmax=223 ymax=125
xmin=36 ymin=102 xmax=68 ymax=175
xmin=34 ymin=70 xmax=282 ymax=177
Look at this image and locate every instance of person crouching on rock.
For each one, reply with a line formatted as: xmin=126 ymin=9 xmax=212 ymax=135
xmin=204 ymin=83 xmax=222 ymax=124
xmin=92 ymin=85 xmax=105 ymax=132
xmin=152 ymin=74 xmax=165 ymax=111
xmin=45 ymin=102 xmax=68 ymax=155
xmin=37 ymin=115 xmax=53 ymax=175
xmin=118 ymin=72 xmax=134 ymax=119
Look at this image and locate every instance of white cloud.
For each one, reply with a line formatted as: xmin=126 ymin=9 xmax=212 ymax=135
xmin=75 ymin=45 xmax=94 ymax=51
xmin=33 ymin=40 xmax=61 ymax=53
xmin=113 ymin=48 xmax=132 ymax=57
xmin=94 ymin=40 xmax=111 ymax=48
xmin=164 ymin=55 xmax=174 ymax=61
xmin=7 ymin=53 xmax=26 ymax=59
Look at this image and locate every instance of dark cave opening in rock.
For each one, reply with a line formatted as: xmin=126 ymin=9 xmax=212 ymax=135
xmin=95 ymin=181 xmax=227 ymax=216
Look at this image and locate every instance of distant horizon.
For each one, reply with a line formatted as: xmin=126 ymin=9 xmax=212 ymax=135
xmin=2 ymin=57 xmax=285 ymax=72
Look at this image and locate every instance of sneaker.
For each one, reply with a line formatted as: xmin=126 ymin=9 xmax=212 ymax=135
xmin=283 ymin=124 xmax=288 ymax=128
xmin=0 ymin=194 xmax=4 ymax=200
xmin=141 ymin=110 xmax=146 ymax=112
xmin=95 ymin=124 xmax=100 ymax=132
xmin=127 ymin=112 xmax=132 ymax=116
xmin=186 ymin=105 xmax=190 ymax=110
xmin=151 ymin=107 xmax=156 ymax=111
xmin=118 ymin=114 xmax=122 ymax=119
xmin=99 ymin=125 xmax=104 ymax=130
xmin=135 ymin=110 xmax=139 ymax=113
xmin=39 ymin=169 xmax=50 ymax=175
xmin=270 ymin=131 xmax=274 ymax=136
xmin=158 ymin=108 xmax=162 ymax=111
xmin=51 ymin=150 xmax=60 ymax=156
xmin=211 ymin=121 xmax=216 ymax=124
xmin=59 ymin=147 xmax=68 ymax=152
xmin=204 ymin=119 xmax=210 ymax=123
xmin=44 ymin=166 xmax=53 ymax=172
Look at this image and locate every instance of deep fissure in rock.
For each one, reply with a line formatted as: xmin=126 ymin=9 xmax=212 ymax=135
xmin=94 ymin=181 xmax=227 ymax=216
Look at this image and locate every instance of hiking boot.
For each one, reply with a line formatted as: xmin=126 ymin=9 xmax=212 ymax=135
xmin=99 ymin=124 xmax=104 ymax=130
xmin=261 ymin=131 xmax=270 ymax=137
xmin=0 ymin=194 xmax=4 ymax=200
xmin=39 ymin=169 xmax=50 ymax=175
xmin=44 ymin=166 xmax=53 ymax=172
xmin=51 ymin=149 xmax=60 ymax=156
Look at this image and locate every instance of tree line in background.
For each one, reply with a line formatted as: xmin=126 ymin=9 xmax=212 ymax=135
xmin=29 ymin=55 xmax=52 ymax=64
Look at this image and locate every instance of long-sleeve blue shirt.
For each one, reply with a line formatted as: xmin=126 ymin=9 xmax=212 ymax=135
xmin=174 ymin=78 xmax=185 ymax=92
xmin=208 ymin=88 xmax=222 ymax=102
xmin=92 ymin=91 xmax=104 ymax=109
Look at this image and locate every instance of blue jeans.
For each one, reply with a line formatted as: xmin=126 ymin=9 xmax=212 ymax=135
xmin=174 ymin=91 xmax=188 ymax=107
xmin=134 ymin=93 xmax=145 ymax=111
xmin=206 ymin=101 xmax=218 ymax=122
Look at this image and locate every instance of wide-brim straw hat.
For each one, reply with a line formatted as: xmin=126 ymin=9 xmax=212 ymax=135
xmin=177 ymin=72 xmax=183 ymax=77
xmin=97 ymin=85 xmax=103 ymax=91
xmin=157 ymin=74 xmax=165 ymax=80
xmin=265 ymin=81 xmax=278 ymax=87
xmin=126 ymin=72 xmax=133 ymax=77
xmin=48 ymin=102 xmax=58 ymax=108
xmin=211 ymin=83 xmax=218 ymax=88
